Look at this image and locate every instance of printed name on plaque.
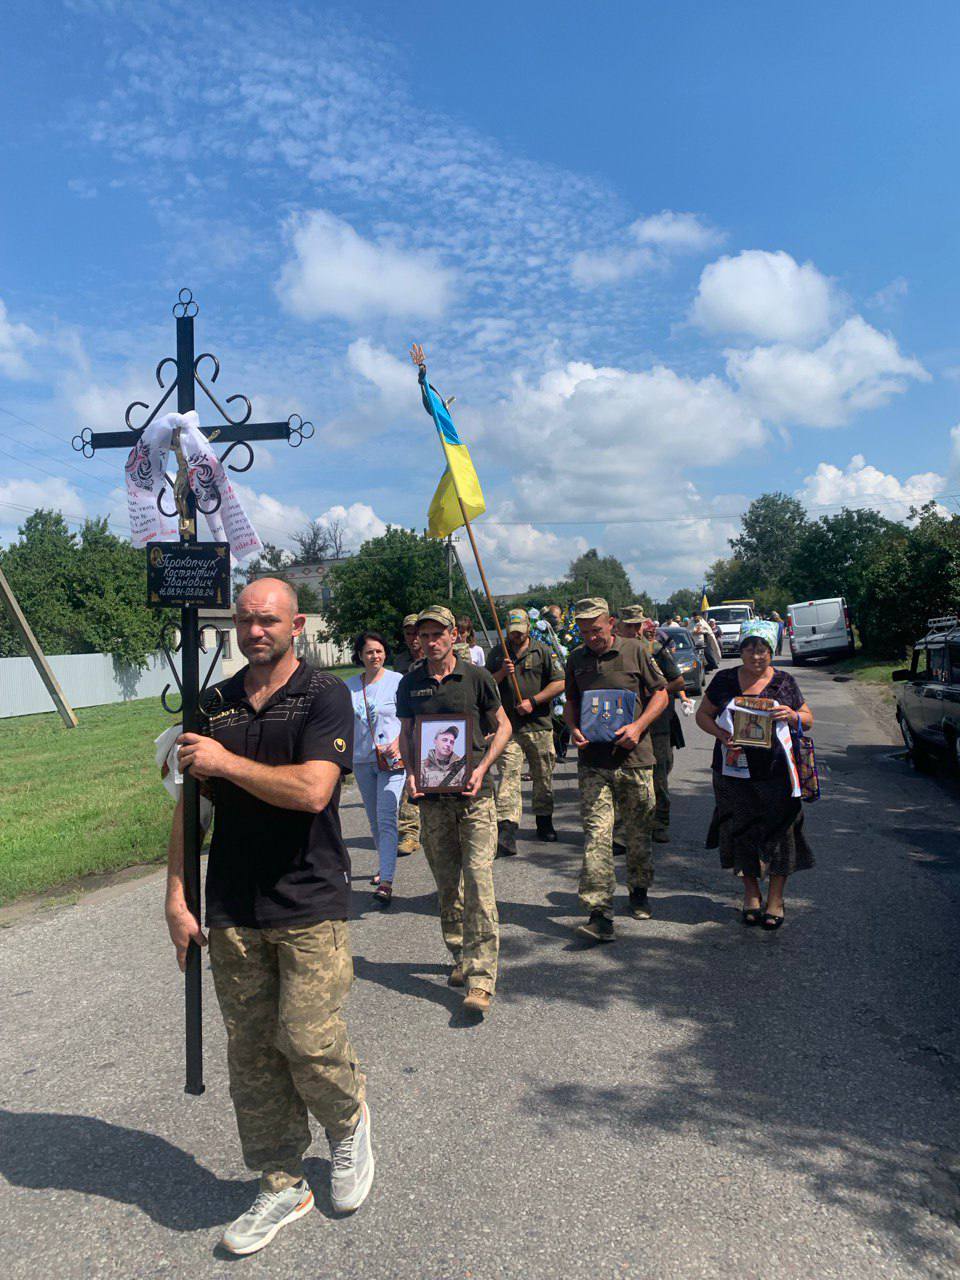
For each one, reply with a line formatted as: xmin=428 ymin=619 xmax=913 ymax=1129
xmin=147 ymin=542 xmax=231 ymax=609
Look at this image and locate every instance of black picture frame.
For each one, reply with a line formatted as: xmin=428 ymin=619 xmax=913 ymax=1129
xmin=414 ymin=714 xmax=474 ymax=794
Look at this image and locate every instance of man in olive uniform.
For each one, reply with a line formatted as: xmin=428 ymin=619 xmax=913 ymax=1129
xmin=564 ymin=598 xmax=668 ymax=941
xmin=616 ymin=603 xmax=645 ymax=640
xmin=420 ymin=724 xmax=468 ymax=788
xmin=487 ymin=608 xmax=566 ymax=854
xmin=397 ymin=605 xmax=512 ymax=1015
xmin=393 ymin=614 xmax=423 ymax=855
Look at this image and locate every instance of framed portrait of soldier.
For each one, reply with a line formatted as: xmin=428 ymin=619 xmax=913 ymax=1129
xmin=415 ymin=715 xmax=473 ymax=793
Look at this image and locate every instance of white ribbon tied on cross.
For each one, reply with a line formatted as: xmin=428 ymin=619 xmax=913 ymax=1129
xmin=125 ymin=411 xmax=263 ymax=560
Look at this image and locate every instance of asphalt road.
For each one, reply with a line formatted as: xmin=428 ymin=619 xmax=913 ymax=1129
xmin=1 ymin=660 xmax=959 ymax=1279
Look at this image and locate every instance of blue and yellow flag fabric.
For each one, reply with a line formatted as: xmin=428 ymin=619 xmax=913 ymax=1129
xmin=420 ymin=376 xmax=486 ymax=538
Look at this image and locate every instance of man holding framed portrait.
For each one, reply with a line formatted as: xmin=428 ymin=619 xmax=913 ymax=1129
xmin=564 ymin=598 xmax=668 ymax=941
xmin=396 ymin=605 xmax=512 ymax=1016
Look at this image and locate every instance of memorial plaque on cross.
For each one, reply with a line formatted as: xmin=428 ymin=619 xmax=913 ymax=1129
xmin=73 ymin=288 xmax=314 ymax=1095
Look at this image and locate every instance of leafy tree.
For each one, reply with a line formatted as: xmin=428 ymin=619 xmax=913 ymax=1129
xmin=705 ymin=556 xmax=754 ymax=604
xmin=565 ymin=549 xmax=633 ymax=612
xmin=784 ymin=507 xmax=898 ymax=627
xmin=664 ymin=588 xmax=701 ymax=619
xmin=858 ymin=504 xmax=960 ymax=656
xmin=236 ymin=540 xmax=322 ymax=612
xmin=292 ymin=522 xmax=333 ymax=563
xmin=729 ymin=492 xmax=809 ymax=595
xmin=323 ymin=527 xmax=476 ymax=646
xmin=0 ymin=510 xmax=173 ymax=665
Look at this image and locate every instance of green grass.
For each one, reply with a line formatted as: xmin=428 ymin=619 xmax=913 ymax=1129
xmin=0 ymin=698 xmax=175 ymax=904
xmin=827 ymin=654 xmax=906 ymax=683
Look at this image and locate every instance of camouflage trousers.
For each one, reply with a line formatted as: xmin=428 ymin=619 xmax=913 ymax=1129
xmin=495 ymin=726 xmax=556 ymax=824
xmin=419 ymin=792 xmax=499 ymax=994
xmin=579 ymin=764 xmax=656 ymax=917
xmin=209 ymin=920 xmax=364 ymax=1193
xmin=398 ymin=794 xmax=421 ymax=851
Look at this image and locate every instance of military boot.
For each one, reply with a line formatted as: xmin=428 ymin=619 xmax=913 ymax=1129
xmin=496 ymin=819 xmax=518 ymax=857
xmin=535 ymin=815 xmax=558 ymax=842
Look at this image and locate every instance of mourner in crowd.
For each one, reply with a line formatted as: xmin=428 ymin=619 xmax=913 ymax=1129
xmin=563 ymin=598 xmax=668 ymax=941
xmin=396 ymin=605 xmax=512 ymax=1015
xmin=346 ymin=632 xmax=405 ymax=907
xmin=695 ymin=619 xmax=814 ymax=929
xmin=168 ymin=578 xmax=373 ymax=1256
xmin=487 ymin=608 xmax=566 ymax=855
xmin=392 ymin=614 xmax=423 ymax=856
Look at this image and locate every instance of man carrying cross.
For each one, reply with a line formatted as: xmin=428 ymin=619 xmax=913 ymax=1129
xmin=165 ymin=577 xmax=374 ymax=1255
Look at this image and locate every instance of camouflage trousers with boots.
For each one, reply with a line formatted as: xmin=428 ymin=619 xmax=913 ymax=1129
xmin=419 ymin=793 xmax=499 ymax=994
xmin=495 ymin=726 xmax=556 ymax=825
xmin=398 ymin=794 xmax=421 ymax=854
xmin=578 ymin=765 xmax=656 ymax=918
xmin=209 ymin=920 xmax=365 ymax=1193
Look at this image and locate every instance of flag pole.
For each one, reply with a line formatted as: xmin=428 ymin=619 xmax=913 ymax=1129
xmin=411 ymin=346 xmax=523 ymax=703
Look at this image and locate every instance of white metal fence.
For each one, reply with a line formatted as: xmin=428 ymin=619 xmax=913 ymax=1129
xmin=0 ymin=651 xmax=223 ymax=720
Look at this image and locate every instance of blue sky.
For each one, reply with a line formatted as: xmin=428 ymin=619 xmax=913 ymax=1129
xmin=0 ymin=0 xmax=957 ymax=595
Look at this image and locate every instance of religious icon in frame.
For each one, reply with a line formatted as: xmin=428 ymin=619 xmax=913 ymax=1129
xmin=414 ymin=714 xmax=474 ymax=793
xmin=730 ymin=696 xmax=775 ymax=749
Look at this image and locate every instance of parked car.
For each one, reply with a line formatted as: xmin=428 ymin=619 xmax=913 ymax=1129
xmin=787 ymin=596 xmax=855 ymax=663
xmin=660 ymin=626 xmax=705 ymax=696
xmin=703 ymin=604 xmax=754 ymax=657
xmin=893 ymin=616 xmax=960 ymax=771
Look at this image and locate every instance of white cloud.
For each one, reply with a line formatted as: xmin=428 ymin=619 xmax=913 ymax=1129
xmin=572 ymin=210 xmax=721 ymax=287
xmin=315 ymin=501 xmax=387 ymax=550
xmin=346 ymin=339 xmax=412 ymax=400
xmin=0 ymin=477 xmax=89 ymax=545
xmin=868 ymin=276 xmax=908 ymax=312
xmin=276 ymin=210 xmax=454 ymax=322
xmin=727 ymin=315 xmax=929 ymax=428
xmin=797 ymin=454 xmax=947 ymax=520
xmin=691 ymin=249 xmax=838 ymax=344
xmin=632 ymin=210 xmax=723 ymax=252
xmin=473 ymin=516 xmax=588 ymax=595
xmin=0 ymin=300 xmax=40 ymax=380
xmin=232 ymin=483 xmax=310 ymax=545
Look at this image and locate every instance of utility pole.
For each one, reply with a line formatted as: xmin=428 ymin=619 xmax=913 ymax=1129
xmin=0 ymin=566 xmax=78 ymax=728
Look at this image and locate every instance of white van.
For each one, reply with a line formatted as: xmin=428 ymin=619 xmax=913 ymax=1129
xmin=704 ymin=603 xmax=755 ymax=656
xmin=786 ymin=597 xmax=855 ymax=663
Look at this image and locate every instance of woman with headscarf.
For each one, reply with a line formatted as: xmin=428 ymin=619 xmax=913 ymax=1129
xmin=695 ymin=619 xmax=814 ymax=929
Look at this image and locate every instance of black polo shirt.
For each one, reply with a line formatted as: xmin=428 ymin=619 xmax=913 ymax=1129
xmin=486 ymin=637 xmax=564 ymax=730
xmin=396 ymin=657 xmax=502 ymax=795
xmin=201 ymin=661 xmax=353 ymax=929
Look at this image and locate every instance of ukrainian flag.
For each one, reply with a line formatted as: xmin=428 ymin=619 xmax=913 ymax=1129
xmin=421 ymin=375 xmax=486 ymax=538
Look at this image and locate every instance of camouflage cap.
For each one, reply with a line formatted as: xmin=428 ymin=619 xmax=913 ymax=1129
xmin=417 ymin=604 xmax=456 ymax=629
xmin=440 ymin=724 xmax=460 ymax=739
xmin=620 ymin=604 xmax=646 ymax=624
xmin=402 ymin=613 xmax=420 ymax=629
xmin=452 ymin=641 xmax=473 ymax=660
xmin=505 ymin=608 xmax=530 ymax=632
xmin=574 ymin=596 xmax=609 ymax=621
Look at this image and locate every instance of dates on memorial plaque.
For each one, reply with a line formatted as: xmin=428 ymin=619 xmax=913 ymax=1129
xmin=147 ymin=542 xmax=231 ymax=609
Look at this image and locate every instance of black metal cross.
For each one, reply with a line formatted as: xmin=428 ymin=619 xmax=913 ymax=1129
xmin=72 ymin=288 xmax=314 ymax=1096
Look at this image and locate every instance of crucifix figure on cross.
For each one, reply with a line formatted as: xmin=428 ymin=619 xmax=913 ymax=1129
xmin=72 ymin=287 xmax=314 ymax=1095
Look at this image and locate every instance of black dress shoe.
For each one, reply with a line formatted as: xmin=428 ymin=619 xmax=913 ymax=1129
xmin=535 ymin=815 xmax=558 ymax=842
xmin=495 ymin=819 xmax=518 ymax=857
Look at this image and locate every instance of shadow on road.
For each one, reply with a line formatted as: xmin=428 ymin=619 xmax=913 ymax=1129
xmin=0 ymin=1110 xmax=249 ymax=1230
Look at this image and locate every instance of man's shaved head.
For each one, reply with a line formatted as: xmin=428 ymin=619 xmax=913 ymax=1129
xmin=237 ymin=577 xmax=299 ymax=617
xmin=235 ymin=578 xmax=303 ymax=667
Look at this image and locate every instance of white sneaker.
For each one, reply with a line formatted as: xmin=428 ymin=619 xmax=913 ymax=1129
xmin=328 ymin=1100 xmax=375 ymax=1212
xmin=221 ymin=1180 xmax=314 ymax=1255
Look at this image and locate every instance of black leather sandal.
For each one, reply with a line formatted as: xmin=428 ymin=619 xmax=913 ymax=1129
xmin=761 ymin=910 xmax=785 ymax=930
xmin=741 ymin=907 xmax=764 ymax=926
